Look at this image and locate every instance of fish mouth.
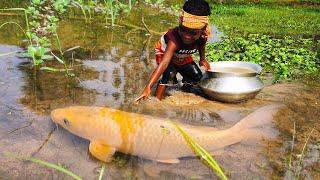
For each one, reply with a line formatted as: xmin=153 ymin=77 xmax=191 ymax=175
xmin=50 ymin=109 xmax=60 ymax=123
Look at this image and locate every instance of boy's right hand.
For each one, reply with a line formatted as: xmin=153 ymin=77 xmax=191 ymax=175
xmin=134 ymin=88 xmax=151 ymax=104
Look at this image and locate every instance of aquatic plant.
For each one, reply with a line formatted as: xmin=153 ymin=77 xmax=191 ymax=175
xmin=0 ymin=2 xmax=62 ymax=64
xmin=71 ymin=0 xmax=98 ymax=23
xmin=0 ymin=0 xmax=165 ymax=79
xmin=0 ymin=1 xmax=75 ymax=74
xmin=4 ymin=152 xmax=82 ymax=180
xmin=206 ymin=34 xmax=319 ymax=82
xmin=172 ymin=121 xmax=228 ymax=180
xmin=25 ymin=0 xmax=71 ymax=60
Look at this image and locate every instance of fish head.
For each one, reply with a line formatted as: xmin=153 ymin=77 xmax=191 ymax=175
xmin=51 ymin=106 xmax=101 ymax=139
xmin=51 ymin=107 xmax=80 ymax=131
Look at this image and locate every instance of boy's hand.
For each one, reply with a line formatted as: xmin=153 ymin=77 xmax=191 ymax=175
xmin=134 ymin=88 xmax=151 ymax=104
xmin=199 ymin=60 xmax=211 ymax=70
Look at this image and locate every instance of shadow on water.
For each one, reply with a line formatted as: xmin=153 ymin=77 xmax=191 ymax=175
xmin=0 ymin=11 xmax=319 ymax=180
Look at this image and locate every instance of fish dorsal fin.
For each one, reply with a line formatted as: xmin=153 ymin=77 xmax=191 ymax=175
xmin=89 ymin=141 xmax=116 ymax=162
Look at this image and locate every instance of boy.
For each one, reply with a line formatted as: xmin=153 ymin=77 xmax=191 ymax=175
xmin=135 ymin=0 xmax=211 ymax=102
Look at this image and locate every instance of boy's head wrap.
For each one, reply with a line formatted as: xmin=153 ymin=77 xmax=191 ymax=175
xmin=179 ymin=10 xmax=211 ymax=37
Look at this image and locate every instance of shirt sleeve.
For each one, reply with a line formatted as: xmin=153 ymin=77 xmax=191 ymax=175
xmin=164 ymin=28 xmax=179 ymax=48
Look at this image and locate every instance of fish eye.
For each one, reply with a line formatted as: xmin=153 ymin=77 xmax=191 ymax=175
xmin=63 ymin=118 xmax=70 ymax=126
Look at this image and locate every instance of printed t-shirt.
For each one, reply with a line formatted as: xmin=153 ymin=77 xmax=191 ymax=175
xmin=155 ymin=27 xmax=206 ymax=66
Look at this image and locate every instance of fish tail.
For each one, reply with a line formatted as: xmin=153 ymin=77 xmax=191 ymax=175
xmin=230 ymin=104 xmax=284 ymax=132
xmin=199 ymin=104 xmax=284 ymax=152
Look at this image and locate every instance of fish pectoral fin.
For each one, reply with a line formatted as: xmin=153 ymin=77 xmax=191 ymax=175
xmin=89 ymin=142 xmax=116 ymax=162
xmin=153 ymin=158 xmax=180 ymax=164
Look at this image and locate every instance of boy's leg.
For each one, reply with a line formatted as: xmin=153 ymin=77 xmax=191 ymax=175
xmin=177 ymin=61 xmax=203 ymax=85
xmin=176 ymin=62 xmax=203 ymax=94
xmin=156 ymin=64 xmax=177 ymax=100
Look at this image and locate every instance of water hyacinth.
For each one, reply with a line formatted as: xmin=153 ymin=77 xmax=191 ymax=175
xmin=206 ymin=34 xmax=319 ymax=82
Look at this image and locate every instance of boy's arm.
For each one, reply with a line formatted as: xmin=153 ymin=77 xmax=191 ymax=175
xmin=198 ymin=45 xmax=211 ymax=70
xmin=135 ymin=41 xmax=177 ymax=103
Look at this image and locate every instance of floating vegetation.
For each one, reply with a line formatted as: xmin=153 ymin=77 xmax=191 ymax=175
xmin=172 ymin=121 xmax=228 ymax=180
xmin=206 ymin=34 xmax=319 ymax=82
xmin=3 ymin=152 xmax=82 ymax=180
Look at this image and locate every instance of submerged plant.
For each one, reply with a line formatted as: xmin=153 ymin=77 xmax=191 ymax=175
xmin=171 ymin=121 xmax=228 ymax=180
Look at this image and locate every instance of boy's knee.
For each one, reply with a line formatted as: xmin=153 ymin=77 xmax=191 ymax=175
xmin=190 ymin=64 xmax=203 ymax=82
xmin=194 ymin=72 xmax=203 ymax=82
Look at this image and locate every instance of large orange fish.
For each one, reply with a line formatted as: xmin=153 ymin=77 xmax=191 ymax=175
xmin=51 ymin=104 xmax=282 ymax=163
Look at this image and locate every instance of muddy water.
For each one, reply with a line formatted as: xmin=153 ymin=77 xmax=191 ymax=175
xmin=0 ymin=18 xmax=319 ymax=180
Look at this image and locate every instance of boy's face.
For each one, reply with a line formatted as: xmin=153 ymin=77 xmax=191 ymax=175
xmin=178 ymin=25 xmax=203 ymax=44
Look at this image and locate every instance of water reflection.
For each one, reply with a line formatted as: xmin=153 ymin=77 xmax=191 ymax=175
xmin=80 ymin=59 xmax=125 ymax=107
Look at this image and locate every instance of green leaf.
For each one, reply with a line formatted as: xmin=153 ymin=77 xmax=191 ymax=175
xmin=171 ymin=121 xmax=228 ymax=180
xmin=4 ymin=152 xmax=82 ymax=180
xmin=40 ymin=67 xmax=59 ymax=72
xmin=51 ymin=52 xmax=65 ymax=64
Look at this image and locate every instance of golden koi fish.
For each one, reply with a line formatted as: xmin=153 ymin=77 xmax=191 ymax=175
xmin=51 ymin=104 xmax=282 ymax=163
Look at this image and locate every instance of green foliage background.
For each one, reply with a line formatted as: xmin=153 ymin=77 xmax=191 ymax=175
xmin=206 ymin=34 xmax=319 ymax=81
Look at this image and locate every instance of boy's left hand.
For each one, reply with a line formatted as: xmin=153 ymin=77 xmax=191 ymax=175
xmin=199 ymin=60 xmax=211 ymax=70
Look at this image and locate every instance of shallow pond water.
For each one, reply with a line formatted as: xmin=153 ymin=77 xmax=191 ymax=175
xmin=0 ymin=12 xmax=319 ymax=180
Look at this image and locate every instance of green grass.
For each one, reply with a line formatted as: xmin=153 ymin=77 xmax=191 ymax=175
xmin=209 ymin=0 xmax=320 ymax=5
xmin=210 ymin=4 xmax=320 ymax=37
xmin=98 ymin=164 xmax=105 ymax=180
xmin=3 ymin=152 xmax=82 ymax=180
xmin=172 ymin=121 xmax=228 ymax=180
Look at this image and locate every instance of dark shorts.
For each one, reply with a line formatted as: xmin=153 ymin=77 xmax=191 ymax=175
xmin=159 ymin=61 xmax=203 ymax=85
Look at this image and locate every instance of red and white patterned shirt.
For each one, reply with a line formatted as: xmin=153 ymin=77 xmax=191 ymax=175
xmin=155 ymin=27 xmax=207 ymax=66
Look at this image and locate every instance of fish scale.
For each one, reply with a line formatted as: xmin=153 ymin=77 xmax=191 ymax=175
xmin=51 ymin=104 xmax=282 ymax=163
xmin=129 ymin=120 xmax=193 ymax=160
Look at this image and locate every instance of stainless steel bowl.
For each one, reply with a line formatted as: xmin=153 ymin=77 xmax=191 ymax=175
xmin=199 ymin=61 xmax=264 ymax=103
xmin=206 ymin=61 xmax=262 ymax=77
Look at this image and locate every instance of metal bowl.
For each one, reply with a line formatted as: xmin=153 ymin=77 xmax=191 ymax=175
xmin=199 ymin=61 xmax=264 ymax=103
xmin=206 ymin=61 xmax=262 ymax=78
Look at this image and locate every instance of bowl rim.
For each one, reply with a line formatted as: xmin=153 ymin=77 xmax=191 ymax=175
xmin=207 ymin=61 xmax=263 ymax=74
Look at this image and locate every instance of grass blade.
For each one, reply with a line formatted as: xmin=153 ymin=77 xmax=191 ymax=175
xmin=171 ymin=121 xmax=228 ymax=180
xmin=4 ymin=152 xmax=82 ymax=180
xmin=51 ymin=51 xmax=65 ymax=64
xmin=63 ymin=46 xmax=81 ymax=53
xmin=0 ymin=50 xmax=20 ymax=57
xmin=294 ymin=128 xmax=315 ymax=180
xmin=288 ymin=121 xmax=296 ymax=171
xmin=98 ymin=163 xmax=106 ymax=180
xmin=0 ymin=22 xmax=28 ymax=40
xmin=0 ymin=8 xmax=26 ymax=11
